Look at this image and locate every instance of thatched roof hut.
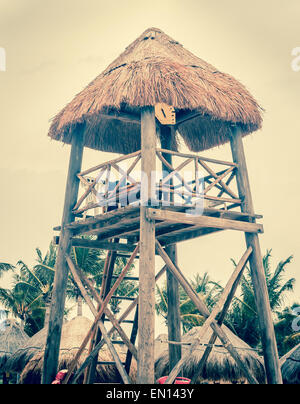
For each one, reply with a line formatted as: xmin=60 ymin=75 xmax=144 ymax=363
xmin=49 ymin=27 xmax=262 ymax=154
xmin=280 ymin=343 xmax=300 ymax=384
xmin=4 ymin=323 xmax=47 ymax=373
xmin=0 ymin=319 xmax=29 ymax=371
xmin=155 ymin=325 xmax=266 ymax=384
xmin=6 ymin=316 xmax=136 ymax=384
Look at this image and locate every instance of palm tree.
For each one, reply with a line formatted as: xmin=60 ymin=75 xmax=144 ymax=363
xmin=156 ymin=272 xmax=222 ymax=333
xmin=225 ymin=250 xmax=295 ymax=348
xmin=0 ymin=265 xmax=45 ymax=334
xmin=0 ymin=244 xmax=59 ymax=335
xmin=0 ymin=239 xmax=137 ymax=336
xmin=0 ymin=262 xmax=14 ymax=278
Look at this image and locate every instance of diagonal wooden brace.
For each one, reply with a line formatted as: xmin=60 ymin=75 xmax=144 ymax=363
xmin=191 ymin=249 xmax=249 ymax=383
xmin=165 ymin=246 xmax=254 ymax=384
xmin=71 ymin=264 xmax=168 ymax=384
xmin=155 ymin=240 xmax=258 ymax=384
xmin=63 ymin=256 xmax=133 ymax=384
xmin=62 ymin=246 xmax=139 ymax=384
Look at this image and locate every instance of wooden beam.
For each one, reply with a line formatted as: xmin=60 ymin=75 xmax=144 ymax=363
xmin=64 ymin=256 xmax=132 ymax=384
xmin=42 ymin=127 xmax=85 ymax=385
xmin=230 ymin=126 xmax=282 ymax=384
xmin=66 ymin=205 xmax=140 ymax=230
xmin=71 ymin=265 xmax=168 ymax=384
xmin=138 ymin=107 xmax=156 ymax=384
xmin=191 ymin=247 xmax=250 ymax=383
xmin=160 ymin=125 xmax=182 ymax=372
xmin=198 ymin=159 xmax=239 ymax=200
xmin=85 ymin=243 xmax=118 ymax=384
xmin=76 ymin=258 xmax=138 ymax=364
xmin=79 ymin=150 xmax=141 ymax=177
xmin=71 ymin=208 xmax=140 ymax=236
xmin=159 ymin=227 xmax=224 ymax=246
xmin=124 ymin=306 xmax=139 ymax=375
xmin=155 ymin=240 xmax=259 ymax=385
xmin=53 ymin=235 xmax=138 ymax=253
xmin=157 ymin=148 xmax=237 ymax=167
xmin=147 ymin=208 xmax=264 ymax=234
xmin=165 ymin=247 xmax=255 ymax=384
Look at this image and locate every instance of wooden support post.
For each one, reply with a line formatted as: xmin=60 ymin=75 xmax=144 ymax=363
xmin=138 ymin=107 xmax=156 ymax=384
xmin=160 ymin=125 xmax=182 ymax=372
xmin=230 ymin=126 xmax=282 ymax=384
xmin=42 ymin=126 xmax=85 ymax=384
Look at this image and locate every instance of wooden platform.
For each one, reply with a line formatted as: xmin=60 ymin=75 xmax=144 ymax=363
xmin=54 ymin=204 xmax=263 ymax=250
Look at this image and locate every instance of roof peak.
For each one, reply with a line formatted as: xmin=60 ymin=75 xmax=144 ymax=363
xmin=48 ymin=28 xmax=262 ymax=154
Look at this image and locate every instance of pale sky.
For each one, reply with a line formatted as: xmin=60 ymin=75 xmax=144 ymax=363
xmin=0 ymin=0 xmax=299 ymax=334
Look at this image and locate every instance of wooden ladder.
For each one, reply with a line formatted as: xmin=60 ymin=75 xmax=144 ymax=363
xmin=62 ymin=239 xmax=140 ymax=384
xmin=85 ymin=241 xmax=139 ymax=384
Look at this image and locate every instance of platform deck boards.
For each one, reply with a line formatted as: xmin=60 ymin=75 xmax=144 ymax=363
xmin=54 ymin=204 xmax=263 ymax=247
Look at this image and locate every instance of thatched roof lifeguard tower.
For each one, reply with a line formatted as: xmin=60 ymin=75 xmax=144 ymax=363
xmin=43 ymin=28 xmax=282 ymax=384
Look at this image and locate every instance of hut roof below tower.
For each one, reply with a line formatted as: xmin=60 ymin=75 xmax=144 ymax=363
xmin=48 ymin=27 xmax=263 ymax=154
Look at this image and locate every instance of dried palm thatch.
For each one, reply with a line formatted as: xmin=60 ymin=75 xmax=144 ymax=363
xmin=49 ymin=27 xmax=263 ymax=154
xmin=19 ymin=346 xmax=136 ymax=384
xmin=5 ymin=316 xmax=136 ymax=384
xmin=280 ymin=343 xmax=300 ymax=384
xmin=0 ymin=319 xmax=29 ymax=371
xmin=4 ymin=324 xmax=46 ymax=373
xmin=155 ymin=325 xmax=266 ymax=384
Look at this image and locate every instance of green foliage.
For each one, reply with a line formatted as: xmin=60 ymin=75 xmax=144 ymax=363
xmin=274 ymin=304 xmax=300 ymax=357
xmin=225 ymin=250 xmax=297 ymax=354
xmin=155 ymin=271 xmax=222 ymax=333
xmin=0 ymin=238 xmax=137 ymax=336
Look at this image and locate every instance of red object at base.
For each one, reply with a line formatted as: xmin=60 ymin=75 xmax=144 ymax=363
xmin=157 ymin=376 xmax=191 ymax=384
xmin=51 ymin=369 xmax=68 ymax=384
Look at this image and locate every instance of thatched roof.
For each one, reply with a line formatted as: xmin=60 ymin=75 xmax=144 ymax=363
xmin=4 ymin=323 xmax=47 ymax=373
xmin=0 ymin=319 xmax=29 ymax=371
xmin=48 ymin=27 xmax=263 ymax=154
xmin=280 ymin=343 xmax=300 ymax=384
xmin=155 ymin=325 xmax=266 ymax=384
xmin=5 ymin=316 xmax=136 ymax=384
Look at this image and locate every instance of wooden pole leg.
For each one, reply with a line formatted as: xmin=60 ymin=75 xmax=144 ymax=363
xmin=165 ymin=244 xmax=182 ymax=371
xmin=137 ymin=107 xmax=156 ymax=384
xmin=160 ymin=125 xmax=182 ymax=371
xmin=230 ymin=126 xmax=282 ymax=384
xmin=42 ymin=127 xmax=85 ymax=384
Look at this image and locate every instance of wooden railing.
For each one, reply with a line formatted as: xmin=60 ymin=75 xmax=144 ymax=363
xmin=72 ymin=149 xmax=241 ymax=217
